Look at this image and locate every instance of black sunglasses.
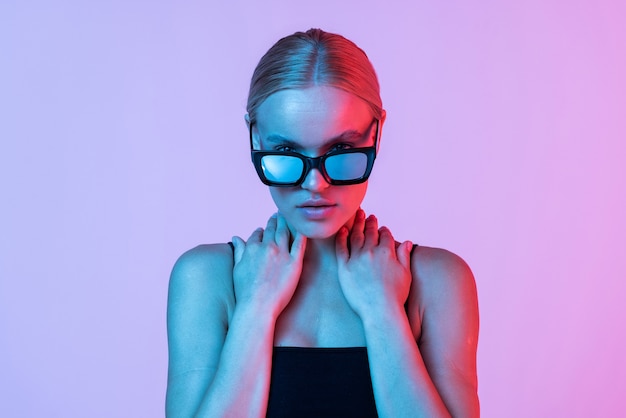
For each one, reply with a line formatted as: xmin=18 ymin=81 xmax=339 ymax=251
xmin=250 ymin=119 xmax=379 ymax=187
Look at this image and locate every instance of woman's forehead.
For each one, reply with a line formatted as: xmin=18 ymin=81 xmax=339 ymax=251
xmin=255 ymin=86 xmax=373 ymax=143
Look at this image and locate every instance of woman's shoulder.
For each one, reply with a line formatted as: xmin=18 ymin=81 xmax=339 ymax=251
xmin=168 ymin=243 xmax=235 ymax=312
xmin=407 ymin=245 xmax=479 ymax=381
xmin=410 ymin=245 xmax=475 ymax=289
xmin=172 ymin=243 xmax=234 ymax=275
xmin=407 ymin=245 xmax=478 ymax=324
xmin=167 ymin=244 xmax=236 ymax=391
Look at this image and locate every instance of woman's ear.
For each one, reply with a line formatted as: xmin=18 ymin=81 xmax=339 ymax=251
xmin=376 ymin=109 xmax=387 ymax=154
xmin=245 ymin=114 xmax=262 ymax=149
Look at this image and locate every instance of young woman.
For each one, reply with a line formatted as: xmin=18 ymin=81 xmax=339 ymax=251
xmin=166 ymin=29 xmax=479 ymax=417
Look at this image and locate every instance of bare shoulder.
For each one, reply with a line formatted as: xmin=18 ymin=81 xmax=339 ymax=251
xmin=169 ymin=243 xmax=235 ymax=301
xmin=410 ymin=245 xmax=477 ymax=308
xmin=167 ymin=243 xmax=235 ymax=379
xmin=411 ymin=245 xmax=474 ymax=282
xmin=170 ymin=243 xmax=234 ymax=278
xmin=408 ymin=245 xmax=478 ymax=342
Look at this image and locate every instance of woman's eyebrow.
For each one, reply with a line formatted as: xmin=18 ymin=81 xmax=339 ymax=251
xmin=264 ymin=135 xmax=299 ymax=147
xmin=264 ymin=129 xmax=367 ymax=147
xmin=324 ymin=129 xmax=372 ymax=147
xmin=329 ymin=130 xmax=364 ymax=142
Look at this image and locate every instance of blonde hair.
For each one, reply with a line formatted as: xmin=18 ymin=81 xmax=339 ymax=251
xmin=246 ymin=28 xmax=383 ymax=125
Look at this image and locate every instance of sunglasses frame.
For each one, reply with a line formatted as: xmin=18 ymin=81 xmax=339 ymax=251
xmin=250 ymin=119 xmax=380 ymax=187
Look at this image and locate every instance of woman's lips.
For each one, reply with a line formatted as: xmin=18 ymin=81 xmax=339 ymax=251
xmin=297 ymin=202 xmax=337 ymax=220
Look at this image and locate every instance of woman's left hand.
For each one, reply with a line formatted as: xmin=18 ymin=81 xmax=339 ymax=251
xmin=335 ymin=209 xmax=413 ymax=321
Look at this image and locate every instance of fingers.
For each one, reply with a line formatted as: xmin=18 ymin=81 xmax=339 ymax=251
xmin=241 ymin=213 xmax=292 ymax=255
xmin=248 ymin=227 xmax=263 ymax=243
xmin=275 ymin=212 xmax=290 ymax=248
xmin=350 ymin=209 xmax=366 ymax=250
xmin=363 ymin=214 xmax=379 ymax=248
xmin=233 ymin=226 xmax=263 ymax=266
xmin=263 ymin=213 xmax=292 ymax=249
xmin=290 ymin=231 xmax=307 ymax=260
xmin=378 ymin=226 xmax=395 ymax=250
xmin=335 ymin=226 xmax=350 ymax=263
xmin=263 ymin=213 xmax=278 ymax=243
xmin=231 ymin=235 xmax=246 ymax=264
xmin=380 ymin=226 xmax=412 ymax=267
xmin=396 ymin=240 xmax=413 ymax=269
xmin=350 ymin=210 xmax=380 ymax=250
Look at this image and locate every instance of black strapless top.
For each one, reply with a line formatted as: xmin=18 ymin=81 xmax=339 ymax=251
xmin=266 ymin=347 xmax=378 ymax=417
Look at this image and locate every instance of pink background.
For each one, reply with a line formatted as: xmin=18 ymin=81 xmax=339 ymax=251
xmin=1 ymin=1 xmax=625 ymax=416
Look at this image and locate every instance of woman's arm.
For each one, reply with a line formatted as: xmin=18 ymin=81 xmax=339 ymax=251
xmin=165 ymin=244 xmax=276 ymax=418
xmin=409 ymin=246 xmax=480 ymax=417
xmin=364 ymin=247 xmax=479 ymax=417
xmin=335 ymin=211 xmax=479 ymax=417
xmin=166 ymin=214 xmax=306 ymax=418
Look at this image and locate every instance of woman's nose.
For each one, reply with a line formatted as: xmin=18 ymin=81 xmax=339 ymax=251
xmin=300 ymin=168 xmax=330 ymax=191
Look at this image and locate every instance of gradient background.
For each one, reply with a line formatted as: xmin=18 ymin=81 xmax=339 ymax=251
xmin=1 ymin=1 xmax=625 ymax=417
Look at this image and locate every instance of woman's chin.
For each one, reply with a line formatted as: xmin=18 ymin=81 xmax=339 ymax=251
xmin=290 ymin=222 xmax=340 ymax=241
xmin=303 ymin=231 xmax=337 ymax=241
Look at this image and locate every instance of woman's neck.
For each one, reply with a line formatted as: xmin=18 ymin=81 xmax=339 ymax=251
xmin=302 ymin=234 xmax=337 ymax=264
xmin=286 ymin=210 xmax=358 ymax=266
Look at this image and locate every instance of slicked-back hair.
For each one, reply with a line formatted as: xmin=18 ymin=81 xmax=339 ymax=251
xmin=246 ymin=28 xmax=383 ymax=125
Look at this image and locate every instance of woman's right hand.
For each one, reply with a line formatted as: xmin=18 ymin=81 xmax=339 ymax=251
xmin=231 ymin=213 xmax=307 ymax=319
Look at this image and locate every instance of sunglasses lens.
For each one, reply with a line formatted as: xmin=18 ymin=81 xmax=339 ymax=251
xmin=260 ymin=155 xmax=304 ymax=184
xmin=325 ymin=152 xmax=369 ymax=181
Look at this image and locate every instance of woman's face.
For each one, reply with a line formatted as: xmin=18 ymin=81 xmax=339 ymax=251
xmin=252 ymin=85 xmax=381 ymax=239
